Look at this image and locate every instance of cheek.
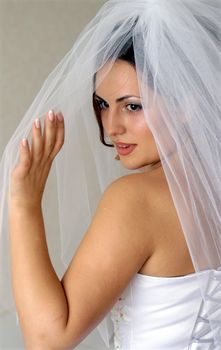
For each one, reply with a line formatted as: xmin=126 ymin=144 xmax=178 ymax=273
xmin=141 ymin=99 xmax=163 ymax=131
xmin=132 ymin=117 xmax=153 ymax=138
xmin=132 ymin=117 xmax=158 ymax=154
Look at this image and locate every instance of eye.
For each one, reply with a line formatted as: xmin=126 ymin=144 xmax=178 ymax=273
xmin=96 ymin=99 xmax=109 ymax=111
xmin=126 ymin=103 xmax=142 ymax=112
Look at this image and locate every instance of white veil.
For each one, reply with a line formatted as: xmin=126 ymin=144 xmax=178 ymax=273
xmin=0 ymin=0 xmax=221 ymax=348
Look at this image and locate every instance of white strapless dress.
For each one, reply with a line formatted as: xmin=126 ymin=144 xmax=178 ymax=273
xmin=109 ymin=269 xmax=221 ymax=350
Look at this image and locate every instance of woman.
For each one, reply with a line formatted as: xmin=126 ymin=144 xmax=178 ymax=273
xmin=1 ymin=0 xmax=221 ymax=349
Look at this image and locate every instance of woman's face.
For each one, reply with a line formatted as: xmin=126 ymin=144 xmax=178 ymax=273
xmin=95 ymin=60 xmax=160 ymax=170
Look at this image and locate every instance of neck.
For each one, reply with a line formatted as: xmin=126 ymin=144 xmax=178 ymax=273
xmin=150 ymin=160 xmax=162 ymax=168
xmin=138 ymin=160 xmax=162 ymax=173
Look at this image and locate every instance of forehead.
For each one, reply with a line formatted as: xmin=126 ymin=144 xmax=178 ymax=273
xmin=95 ymin=60 xmax=140 ymax=98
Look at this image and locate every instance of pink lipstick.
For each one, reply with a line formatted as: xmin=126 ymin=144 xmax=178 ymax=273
xmin=115 ymin=143 xmax=137 ymax=156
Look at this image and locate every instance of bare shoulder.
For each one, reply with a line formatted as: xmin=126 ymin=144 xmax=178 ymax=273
xmin=106 ymin=168 xmax=177 ymax=244
xmin=103 ymin=171 xmax=151 ymax=207
xmin=104 ymin=166 xmax=167 ymax=201
xmin=95 ymin=171 xmax=154 ymax=252
xmin=59 ymin=168 xmax=168 ymax=347
xmin=105 ymin=166 xmax=169 ymax=207
xmin=100 ymin=169 xmax=168 ymax=246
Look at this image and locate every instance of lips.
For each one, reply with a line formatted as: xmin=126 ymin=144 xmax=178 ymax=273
xmin=115 ymin=142 xmax=137 ymax=156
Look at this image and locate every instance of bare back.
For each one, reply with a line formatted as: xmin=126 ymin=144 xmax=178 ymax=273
xmin=136 ymin=164 xmax=195 ymax=277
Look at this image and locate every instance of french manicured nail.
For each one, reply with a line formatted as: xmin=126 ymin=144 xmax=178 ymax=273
xmin=22 ymin=138 xmax=27 ymax=147
xmin=48 ymin=110 xmax=54 ymax=122
xmin=35 ymin=118 xmax=40 ymax=128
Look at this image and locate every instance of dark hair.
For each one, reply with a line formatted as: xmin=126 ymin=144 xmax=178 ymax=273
xmin=93 ymin=18 xmax=219 ymax=148
xmin=93 ymin=37 xmax=136 ymax=147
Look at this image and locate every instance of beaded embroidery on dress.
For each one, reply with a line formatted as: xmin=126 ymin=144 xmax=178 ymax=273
xmin=110 ymin=296 xmax=131 ymax=350
xmin=110 ymin=269 xmax=221 ymax=350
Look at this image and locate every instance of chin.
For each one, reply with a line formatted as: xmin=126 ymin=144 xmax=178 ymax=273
xmin=121 ymin=159 xmax=150 ymax=171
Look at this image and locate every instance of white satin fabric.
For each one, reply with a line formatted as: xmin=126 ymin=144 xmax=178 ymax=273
xmin=110 ymin=269 xmax=219 ymax=350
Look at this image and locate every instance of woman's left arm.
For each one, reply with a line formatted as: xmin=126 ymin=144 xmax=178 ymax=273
xmin=9 ymin=110 xmax=151 ymax=349
xmin=8 ymin=111 xmax=69 ymax=347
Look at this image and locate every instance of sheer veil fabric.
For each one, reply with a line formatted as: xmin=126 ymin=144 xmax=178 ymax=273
xmin=0 ymin=0 xmax=221 ymax=348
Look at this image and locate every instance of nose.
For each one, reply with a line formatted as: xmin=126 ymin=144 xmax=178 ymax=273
xmin=103 ymin=109 xmax=126 ymax=137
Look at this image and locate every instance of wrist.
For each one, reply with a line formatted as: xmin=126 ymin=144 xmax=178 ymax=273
xmin=8 ymin=199 xmax=42 ymax=213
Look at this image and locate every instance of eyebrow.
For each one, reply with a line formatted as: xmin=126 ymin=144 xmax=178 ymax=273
xmin=94 ymin=94 xmax=141 ymax=103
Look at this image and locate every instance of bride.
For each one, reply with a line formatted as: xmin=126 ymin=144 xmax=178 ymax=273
xmin=1 ymin=0 xmax=221 ymax=349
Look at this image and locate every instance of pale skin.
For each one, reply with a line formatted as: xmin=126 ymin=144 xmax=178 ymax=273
xmin=9 ymin=60 xmax=194 ymax=349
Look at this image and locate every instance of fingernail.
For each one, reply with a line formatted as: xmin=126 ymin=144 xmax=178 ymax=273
xmin=57 ymin=112 xmax=63 ymax=122
xmin=48 ymin=110 xmax=54 ymax=122
xmin=35 ymin=118 xmax=40 ymax=128
xmin=22 ymin=138 xmax=27 ymax=147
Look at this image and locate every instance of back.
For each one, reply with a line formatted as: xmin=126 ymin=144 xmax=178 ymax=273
xmin=109 ymin=164 xmax=220 ymax=349
xmin=131 ymin=164 xmax=195 ymax=278
xmin=110 ymin=268 xmax=217 ymax=350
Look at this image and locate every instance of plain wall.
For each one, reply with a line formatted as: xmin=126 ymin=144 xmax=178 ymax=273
xmin=0 ymin=1 xmax=110 ymax=349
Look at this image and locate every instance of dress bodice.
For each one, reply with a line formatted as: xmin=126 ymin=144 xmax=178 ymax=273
xmin=110 ymin=269 xmax=221 ymax=350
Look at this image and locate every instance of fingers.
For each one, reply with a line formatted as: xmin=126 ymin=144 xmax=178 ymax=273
xmin=49 ymin=111 xmax=65 ymax=160
xmin=31 ymin=118 xmax=43 ymax=162
xmin=30 ymin=110 xmax=64 ymax=165
xmin=43 ymin=110 xmax=64 ymax=162
xmin=12 ymin=138 xmax=32 ymax=179
xmin=43 ymin=110 xmax=58 ymax=161
xmin=19 ymin=138 xmax=31 ymax=172
xmin=11 ymin=110 xmax=64 ymax=199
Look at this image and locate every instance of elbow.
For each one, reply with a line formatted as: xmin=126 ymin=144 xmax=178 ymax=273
xmin=23 ymin=327 xmax=80 ymax=350
xmin=21 ymin=321 xmax=70 ymax=349
xmin=20 ymin=313 xmax=82 ymax=349
xmin=24 ymin=333 xmax=73 ymax=350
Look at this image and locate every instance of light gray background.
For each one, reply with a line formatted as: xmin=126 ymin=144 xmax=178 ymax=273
xmin=0 ymin=0 xmax=110 ymax=349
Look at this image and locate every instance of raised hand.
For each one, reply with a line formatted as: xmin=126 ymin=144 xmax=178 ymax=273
xmin=9 ymin=110 xmax=65 ymax=208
